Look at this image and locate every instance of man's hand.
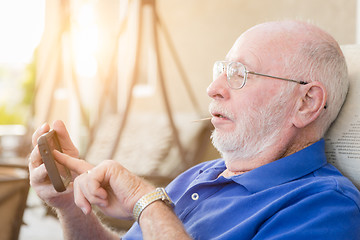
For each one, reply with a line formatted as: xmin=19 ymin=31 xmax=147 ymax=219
xmin=28 ymin=120 xmax=92 ymax=210
xmin=55 ymin=152 xmax=155 ymax=219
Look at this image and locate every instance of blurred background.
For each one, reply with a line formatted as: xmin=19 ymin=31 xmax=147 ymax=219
xmin=0 ymin=0 xmax=358 ymax=239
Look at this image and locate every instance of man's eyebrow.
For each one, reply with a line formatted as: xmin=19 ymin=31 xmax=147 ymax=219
xmin=226 ymin=59 xmax=258 ymax=72
xmin=243 ymin=61 xmax=257 ymax=71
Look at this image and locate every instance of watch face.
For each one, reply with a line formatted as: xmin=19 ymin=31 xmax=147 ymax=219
xmin=158 ymin=188 xmax=174 ymax=205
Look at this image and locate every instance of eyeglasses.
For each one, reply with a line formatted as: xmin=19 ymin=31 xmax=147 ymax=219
xmin=213 ymin=61 xmax=308 ymax=89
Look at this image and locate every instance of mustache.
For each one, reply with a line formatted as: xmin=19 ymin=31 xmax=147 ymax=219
xmin=208 ymin=102 xmax=235 ymax=120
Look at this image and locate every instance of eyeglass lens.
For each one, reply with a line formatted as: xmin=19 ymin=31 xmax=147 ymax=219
xmin=213 ymin=61 xmax=247 ymax=89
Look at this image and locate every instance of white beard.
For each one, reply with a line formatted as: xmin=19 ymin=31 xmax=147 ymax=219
xmin=210 ymin=89 xmax=290 ymax=164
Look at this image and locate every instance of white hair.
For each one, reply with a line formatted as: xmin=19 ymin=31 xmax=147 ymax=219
xmin=287 ymin=40 xmax=349 ymax=138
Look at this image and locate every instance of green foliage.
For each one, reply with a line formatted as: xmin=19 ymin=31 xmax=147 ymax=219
xmin=0 ymin=52 xmax=36 ymax=125
xmin=21 ymin=56 xmax=36 ymax=106
xmin=0 ymin=105 xmax=24 ymax=124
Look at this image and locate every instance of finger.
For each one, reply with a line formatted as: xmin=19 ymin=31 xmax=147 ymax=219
xmin=75 ymin=174 xmax=109 ymax=210
xmin=73 ymin=177 xmax=92 ymax=215
xmin=73 ymin=174 xmax=106 ymax=215
xmin=29 ymin=146 xmax=42 ymax=168
xmin=53 ymin=150 xmax=93 ymax=175
xmin=84 ymin=181 xmax=109 ymax=208
xmin=29 ymin=163 xmax=49 ymax=185
xmin=86 ymin=171 xmax=108 ymax=200
xmin=52 ymin=120 xmax=79 ymax=157
xmin=32 ymin=123 xmax=50 ymax=147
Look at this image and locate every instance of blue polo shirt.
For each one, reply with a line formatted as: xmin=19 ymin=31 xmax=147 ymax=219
xmin=123 ymin=139 xmax=360 ymax=239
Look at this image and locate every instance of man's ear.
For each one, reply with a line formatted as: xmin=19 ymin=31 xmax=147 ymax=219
xmin=292 ymin=81 xmax=327 ymax=128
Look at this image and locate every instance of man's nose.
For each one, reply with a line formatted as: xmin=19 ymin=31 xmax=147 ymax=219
xmin=207 ymin=74 xmax=230 ymax=100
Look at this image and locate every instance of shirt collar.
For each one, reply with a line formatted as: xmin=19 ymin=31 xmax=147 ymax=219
xmin=230 ymin=139 xmax=328 ymax=193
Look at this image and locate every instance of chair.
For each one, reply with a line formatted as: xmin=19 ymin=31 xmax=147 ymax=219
xmin=324 ymin=44 xmax=360 ymax=190
xmin=0 ymin=165 xmax=29 ymax=240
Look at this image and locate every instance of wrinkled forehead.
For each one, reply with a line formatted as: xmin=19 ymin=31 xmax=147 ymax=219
xmin=225 ymin=26 xmax=294 ymax=73
xmin=225 ymin=35 xmax=261 ymax=70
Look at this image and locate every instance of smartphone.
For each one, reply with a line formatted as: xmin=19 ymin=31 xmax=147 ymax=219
xmin=37 ymin=130 xmax=71 ymax=192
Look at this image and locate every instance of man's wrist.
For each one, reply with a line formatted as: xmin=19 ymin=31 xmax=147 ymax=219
xmin=133 ymin=187 xmax=174 ymax=222
xmin=56 ymin=201 xmax=84 ymax=219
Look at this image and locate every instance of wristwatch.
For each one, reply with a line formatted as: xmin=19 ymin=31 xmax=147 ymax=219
xmin=133 ymin=187 xmax=174 ymax=222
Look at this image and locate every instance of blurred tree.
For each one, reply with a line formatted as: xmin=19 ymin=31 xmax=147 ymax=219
xmin=0 ymin=51 xmax=36 ymax=125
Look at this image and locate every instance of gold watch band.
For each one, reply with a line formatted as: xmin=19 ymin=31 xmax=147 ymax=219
xmin=133 ymin=187 xmax=174 ymax=222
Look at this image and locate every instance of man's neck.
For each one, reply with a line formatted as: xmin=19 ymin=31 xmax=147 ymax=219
xmin=220 ymin=155 xmax=274 ymax=178
xmin=219 ymin=138 xmax=316 ymax=178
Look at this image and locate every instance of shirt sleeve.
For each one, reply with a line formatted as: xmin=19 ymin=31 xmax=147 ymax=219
xmin=253 ymin=189 xmax=360 ymax=240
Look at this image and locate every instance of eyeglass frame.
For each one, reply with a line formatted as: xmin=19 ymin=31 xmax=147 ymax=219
xmin=213 ymin=61 xmax=308 ymax=90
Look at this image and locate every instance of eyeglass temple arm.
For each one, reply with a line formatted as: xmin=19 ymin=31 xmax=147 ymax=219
xmin=248 ymin=71 xmax=308 ymax=85
xmin=247 ymin=71 xmax=326 ymax=107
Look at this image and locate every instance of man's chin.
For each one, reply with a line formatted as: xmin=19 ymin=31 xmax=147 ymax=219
xmin=211 ymin=135 xmax=263 ymax=163
xmin=211 ymin=130 xmax=241 ymax=152
xmin=211 ymin=138 xmax=243 ymax=162
xmin=218 ymin=150 xmax=243 ymax=163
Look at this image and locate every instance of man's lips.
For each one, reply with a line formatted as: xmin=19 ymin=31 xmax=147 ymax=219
xmin=209 ymin=102 xmax=234 ymax=122
xmin=213 ymin=113 xmax=227 ymax=119
xmin=211 ymin=112 xmax=230 ymax=120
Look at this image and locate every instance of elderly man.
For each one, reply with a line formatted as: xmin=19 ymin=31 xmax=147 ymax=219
xmin=29 ymin=20 xmax=360 ymax=239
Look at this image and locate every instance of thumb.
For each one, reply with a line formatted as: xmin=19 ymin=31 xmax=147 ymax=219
xmin=53 ymin=150 xmax=93 ymax=175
